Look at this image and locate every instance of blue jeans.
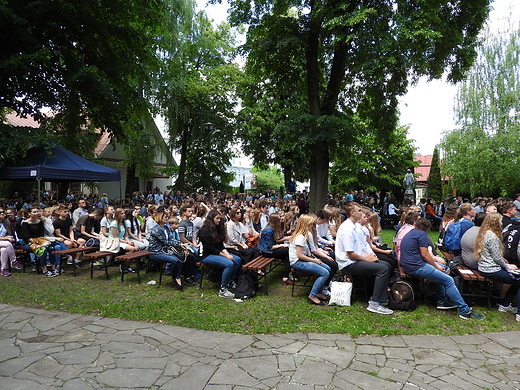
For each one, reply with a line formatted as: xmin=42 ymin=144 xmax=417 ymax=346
xmin=480 ymin=269 xmax=520 ymax=314
xmin=291 ymin=260 xmax=331 ymax=298
xmin=408 ymin=263 xmax=470 ymax=315
xmin=202 ymin=253 xmax=241 ymax=287
xmin=149 ymin=252 xmax=182 ymax=278
xmin=51 ymin=241 xmax=67 ymax=265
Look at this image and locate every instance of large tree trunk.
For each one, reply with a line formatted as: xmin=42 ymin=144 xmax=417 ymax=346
xmin=309 ymin=140 xmax=329 ymax=212
xmin=125 ymin=163 xmax=139 ymax=197
xmin=175 ymin=125 xmax=189 ymax=192
xmin=306 ymin=2 xmax=326 ymax=212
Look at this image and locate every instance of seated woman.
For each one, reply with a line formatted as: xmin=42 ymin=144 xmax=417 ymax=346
xmin=257 ymin=212 xmax=292 ymax=285
xmin=476 ymin=212 xmax=520 ymax=320
xmin=109 ymin=208 xmax=137 ymax=273
xmin=289 ymin=214 xmax=332 ymax=305
xmin=18 ymin=207 xmax=57 ymax=277
xmin=125 ymin=208 xmax=149 ymax=250
xmin=0 ymin=207 xmax=16 ymax=276
xmin=199 ymin=210 xmax=241 ymax=298
xmin=148 ymin=209 xmax=185 ymax=290
xmin=226 ymin=208 xmax=254 ymax=264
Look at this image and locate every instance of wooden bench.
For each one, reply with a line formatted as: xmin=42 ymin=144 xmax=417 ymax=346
xmin=196 ymin=255 xmax=279 ymax=295
xmin=53 ymin=246 xmax=99 ymax=276
xmin=116 ymin=250 xmax=149 ymax=283
xmin=454 ymin=266 xmax=493 ymax=309
xmin=242 ymin=255 xmax=278 ymax=295
xmin=83 ymin=251 xmax=115 ymax=280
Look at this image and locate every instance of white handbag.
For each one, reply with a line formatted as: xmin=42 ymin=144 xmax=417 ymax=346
xmin=99 ymin=235 xmax=120 ymax=253
xmin=328 ymin=281 xmax=353 ymax=306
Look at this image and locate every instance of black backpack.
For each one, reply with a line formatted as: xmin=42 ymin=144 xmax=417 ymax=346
xmin=234 ymin=270 xmax=259 ymax=299
xmin=388 ymin=280 xmax=416 ymax=311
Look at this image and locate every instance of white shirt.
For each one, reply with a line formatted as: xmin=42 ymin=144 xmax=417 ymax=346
xmin=335 ymin=219 xmax=366 ymax=269
xmin=289 ymin=232 xmax=317 ymax=266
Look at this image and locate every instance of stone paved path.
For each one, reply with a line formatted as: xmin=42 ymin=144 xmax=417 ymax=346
xmin=1 ymin=304 xmax=519 ymax=389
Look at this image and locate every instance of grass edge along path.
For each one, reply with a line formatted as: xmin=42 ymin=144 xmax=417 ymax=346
xmin=0 ymin=261 xmax=517 ymax=337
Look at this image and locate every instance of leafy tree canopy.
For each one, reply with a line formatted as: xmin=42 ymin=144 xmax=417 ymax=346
xmin=251 ymin=165 xmax=284 ymax=194
xmin=441 ymin=23 xmax=520 ymax=198
xmin=224 ymin=0 xmax=490 ymax=211
xmin=0 ymin=0 xmax=189 ymax=166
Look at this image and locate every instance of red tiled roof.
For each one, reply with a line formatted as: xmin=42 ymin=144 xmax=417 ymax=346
xmin=5 ymin=112 xmax=40 ymax=128
xmin=414 ymin=154 xmax=433 ymax=181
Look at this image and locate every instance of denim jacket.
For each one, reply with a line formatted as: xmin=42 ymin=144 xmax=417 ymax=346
xmin=148 ymin=225 xmax=182 ymax=253
xmin=257 ymin=225 xmax=275 ymax=254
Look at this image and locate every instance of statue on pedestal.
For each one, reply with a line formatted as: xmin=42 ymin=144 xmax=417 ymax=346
xmin=403 ymin=169 xmax=415 ymax=202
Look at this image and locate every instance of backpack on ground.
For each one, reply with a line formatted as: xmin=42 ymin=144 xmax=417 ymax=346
xmin=443 ymin=218 xmax=464 ymax=251
xmin=234 ymin=270 xmax=259 ymax=299
xmin=388 ymin=280 xmax=416 ymax=311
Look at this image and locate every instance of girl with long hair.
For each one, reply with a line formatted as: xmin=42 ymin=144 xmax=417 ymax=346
xmin=476 ymin=212 xmax=520 ymax=320
xmin=199 ymin=209 xmax=241 ymax=298
xmin=18 ymin=207 xmax=58 ymax=277
xmin=289 ymin=214 xmax=332 ymax=305
xmin=109 ymin=208 xmax=136 ymax=253
xmin=148 ymin=210 xmax=185 ymax=290
xmin=125 ymin=208 xmax=149 ymax=250
xmin=258 ymin=212 xmax=292 ymax=285
xmin=226 ymin=207 xmax=254 ymax=263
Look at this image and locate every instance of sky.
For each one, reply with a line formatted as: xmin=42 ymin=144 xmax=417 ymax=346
xmin=196 ymin=0 xmax=519 ymax=156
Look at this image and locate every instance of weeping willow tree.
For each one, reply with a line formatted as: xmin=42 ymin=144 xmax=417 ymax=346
xmin=441 ymin=23 xmax=520 ymax=197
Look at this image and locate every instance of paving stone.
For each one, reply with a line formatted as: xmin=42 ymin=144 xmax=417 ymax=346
xmin=384 ymin=347 xmax=414 ymax=360
xmin=356 ymin=344 xmax=385 ymax=355
xmin=298 ymin=343 xmax=354 ymax=368
xmin=114 ymin=357 xmax=168 ymax=369
xmin=26 ymin=355 xmax=63 ymax=378
xmin=411 ymin=348 xmax=457 ymax=366
xmin=291 ymin=360 xmax=335 ymax=386
xmin=334 ymin=369 xmax=402 ymax=389
xmin=402 ymin=334 xmax=460 ymax=350
xmin=159 ymin=364 xmax=217 ymax=389
xmin=51 ymin=345 xmax=101 ymax=365
xmin=54 ymin=329 xmax=96 ymax=343
xmin=0 ymin=353 xmax=44 ymax=376
xmin=231 ymin=355 xmax=279 ymax=380
xmin=478 ymin=341 xmax=515 ymax=356
xmin=61 ymin=378 xmax=95 ymax=390
xmin=0 ymin=376 xmax=56 ymax=390
xmin=97 ymin=367 xmax=163 ymax=387
xmin=0 ymin=337 xmax=20 ymax=362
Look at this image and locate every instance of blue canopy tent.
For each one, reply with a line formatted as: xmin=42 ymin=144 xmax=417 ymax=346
xmin=0 ymin=143 xmax=121 ymax=202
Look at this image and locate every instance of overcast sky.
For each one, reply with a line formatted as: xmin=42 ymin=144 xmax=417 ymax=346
xmin=197 ymin=0 xmax=519 ymax=156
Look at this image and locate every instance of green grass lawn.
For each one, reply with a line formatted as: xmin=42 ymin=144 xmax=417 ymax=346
xmin=0 ymin=229 xmax=517 ymax=337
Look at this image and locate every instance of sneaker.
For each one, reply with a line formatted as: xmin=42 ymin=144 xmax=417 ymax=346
xmin=459 ymin=310 xmax=485 ymax=320
xmin=183 ymin=278 xmax=197 ymax=287
xmin=67 ymin=258 xmax=74 ymax=265
xmin=218 ymin=287 xmax=235 ymax=298
xmin=436 ymin=302 xmax=458 ymax=310
xmin=126 ymin=267 xmax=135 ymax=273
xmin=498 ymin=304 xmax=517 ymax=314
xmin=12 ymin=261 xmax=23 ymax=270
xmin=1 ymin=270 xmax=11 ymax=277
xmin=51 ymin=269 xmax=60 ymax=276
xmin=516 ymin=314 xmax=520 ymax=322
xmin=42 ymin=271 xmax=56 ymax=278
xmin=163 ymin=269 xmax=172 ymax=276
xmin=93 ymin=261 xmax=103 ymax=267
xmin=367 ymin=301 xmax=393 ymax=315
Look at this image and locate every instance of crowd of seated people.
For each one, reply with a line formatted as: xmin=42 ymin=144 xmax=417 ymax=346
xmin=3 ymin=189 xmax=520 ymax=322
